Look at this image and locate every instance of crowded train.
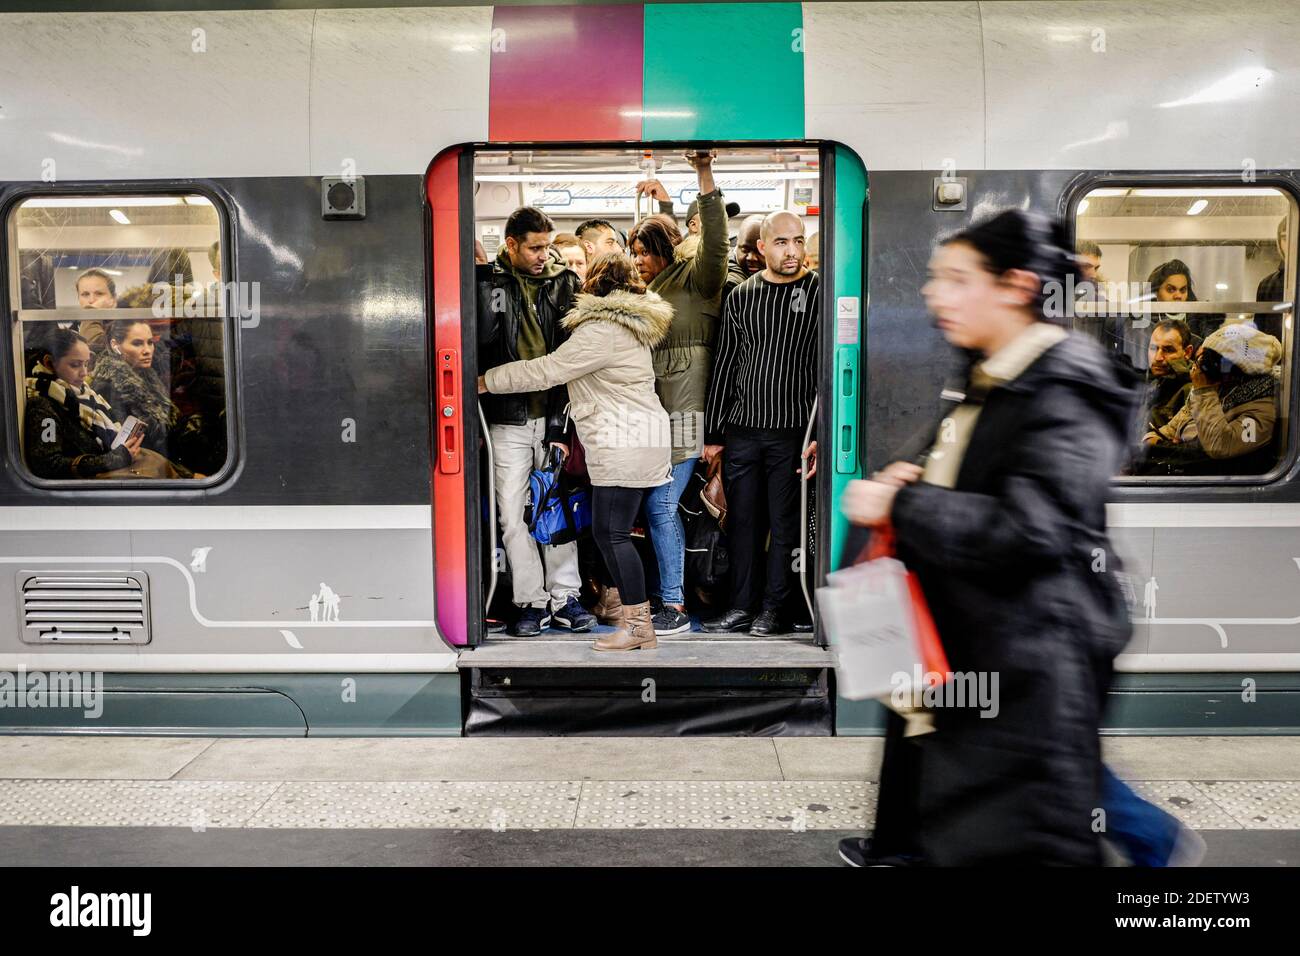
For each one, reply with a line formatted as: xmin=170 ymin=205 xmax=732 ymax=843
xmin=1 ymin=0 xmax=1298 ymax=737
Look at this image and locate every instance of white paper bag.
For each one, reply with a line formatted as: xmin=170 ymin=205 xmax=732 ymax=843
xmin=816 ymin=557 xmax=918 ymax=701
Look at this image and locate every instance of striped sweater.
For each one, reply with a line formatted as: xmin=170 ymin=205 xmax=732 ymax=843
xmin=705 ymin=270 xmax=820 ymax=442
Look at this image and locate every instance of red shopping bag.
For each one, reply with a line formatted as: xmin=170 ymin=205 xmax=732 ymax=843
xmin=859 ymin=523 xmax=950 ymax=678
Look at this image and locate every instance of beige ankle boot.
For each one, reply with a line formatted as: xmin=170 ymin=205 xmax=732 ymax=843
xmin=593 ymin=601 xmax=658 ymax=651
xmin=591 ymin=585 xmax=624 ymax=625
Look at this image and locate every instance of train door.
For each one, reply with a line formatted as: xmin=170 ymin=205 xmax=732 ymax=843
xmin=426 ymin=141 xmax=867 ymax=734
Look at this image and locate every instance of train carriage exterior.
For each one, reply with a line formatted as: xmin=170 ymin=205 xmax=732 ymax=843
xmin=1 ymin=0 xmax=1299 ymax=736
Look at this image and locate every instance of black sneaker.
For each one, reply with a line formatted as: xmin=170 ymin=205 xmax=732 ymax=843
xmin=836 ymin=837 xmax=919 ymax=868
xmin=551 ymin=595 xmax=595 ymax=633
xmin=651 ymin=606 xmax=691 ymax=636
xmin=513 ymin=606 xmax=551 ymax=637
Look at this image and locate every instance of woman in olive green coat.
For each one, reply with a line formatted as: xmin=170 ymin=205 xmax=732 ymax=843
xmin=627 ymin=151 xmax=731 ymax=635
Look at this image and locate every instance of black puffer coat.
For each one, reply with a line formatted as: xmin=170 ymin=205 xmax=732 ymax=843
xmin=889 ymin=332 xmax=1139 ymax=866
xmin=476 ymin=258 xmax=580 ymax=444
xmin=23 ymin=392 xmax=131 ymax=479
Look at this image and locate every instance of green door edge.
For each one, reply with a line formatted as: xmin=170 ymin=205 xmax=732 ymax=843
xmin=829 ymin=143 xmax=867 ymax=569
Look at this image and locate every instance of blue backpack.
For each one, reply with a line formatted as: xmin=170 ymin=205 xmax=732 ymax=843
xmin=525 ymin=449 xmax=591 ymax=546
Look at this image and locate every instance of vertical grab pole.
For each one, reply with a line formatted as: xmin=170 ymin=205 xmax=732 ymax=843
xmin=799 ymin=396 xmax=818 ymax=621
xmin=478 ymin=401 xmax=498 ymax=616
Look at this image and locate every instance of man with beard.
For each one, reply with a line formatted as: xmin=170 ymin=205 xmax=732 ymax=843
xmin=1141 ymin=318 xmax=1195 ymax=435
xmin=700 ymin=211 xmax=819 ymax=635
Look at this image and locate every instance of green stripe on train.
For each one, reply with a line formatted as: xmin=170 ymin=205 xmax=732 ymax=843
xmin=641 ymin=2 xmax=804 ymax=140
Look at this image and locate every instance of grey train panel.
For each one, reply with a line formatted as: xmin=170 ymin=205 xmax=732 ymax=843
xmin=0 ymin=174 xmax=432 ymax=507
xmin=0 ymin=529 xmax=437 ymax=655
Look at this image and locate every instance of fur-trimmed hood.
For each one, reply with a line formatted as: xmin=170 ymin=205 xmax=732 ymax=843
xmin=561 ymin=289 xmax=674 ymax=347
xmin=674 ymin=234 xmax=701 ymax=262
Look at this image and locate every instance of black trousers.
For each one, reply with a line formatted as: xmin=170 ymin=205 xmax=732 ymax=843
xmin=591 ymin=485 xmax=649 ymax=606
xmin=722 ymin=425 xmax=804 ymax=612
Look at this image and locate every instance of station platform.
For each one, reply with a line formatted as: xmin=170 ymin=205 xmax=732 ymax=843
xmin=0 ymin=735 xmax=1298 ymax=866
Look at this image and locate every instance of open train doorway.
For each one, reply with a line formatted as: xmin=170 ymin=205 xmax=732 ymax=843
xmin=432 ymin=141 xmax=858 ymax=735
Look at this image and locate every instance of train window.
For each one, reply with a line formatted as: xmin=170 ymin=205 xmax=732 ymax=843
xmin=1073 ymin=185 xmax=1297 ymax=479
xmin=7 ymin=194 xmax=229 ymax=483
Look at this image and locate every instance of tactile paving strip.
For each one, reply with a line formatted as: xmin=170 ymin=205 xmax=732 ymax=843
xmin=1193 ymin=781 xmax=1300 ymax=829
xmin=0 ymin=780 xmax=280 ymax=828
xmin=1125 ymin=781 xmax=1241 ymax=830
xmin=575 ymin=781 xmax=877 ymax=830
xmin=247 ymin=781 xmax=582 ymax=829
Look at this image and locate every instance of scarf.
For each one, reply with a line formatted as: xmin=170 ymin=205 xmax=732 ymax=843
xmin=26 ymin=365 xmax=120 ymax=452
xmin=921 ymin=323 xmax=1069 ymax=488
xmin=1220 ymin=373 xmax=1276 ymax=413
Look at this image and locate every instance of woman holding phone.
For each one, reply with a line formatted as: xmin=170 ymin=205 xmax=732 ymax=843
xmin=23 ymin=328 xmax=145 ymax=478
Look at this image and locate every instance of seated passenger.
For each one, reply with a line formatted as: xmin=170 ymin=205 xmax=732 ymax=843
xmin=1144 ymin=323 xmax=1282 ymax=467
xmin=805 ymin=231 xmax=819 ymax=272
xmin=551 ymin=232 xmax=588 ymax=282
xmin=72 ymin=268 xmax=118 ymax=352
xmin=1140 ymin=319 xmax=1195 ymax=435
xmin=23 ymin=330 xmax=144 ymax=478
xmin=90 ymin=319 xmax=197 ymax=472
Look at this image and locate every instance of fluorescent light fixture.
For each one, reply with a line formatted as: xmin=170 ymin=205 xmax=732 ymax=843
xmin=109 ymin=209 xmax=131 ymax=224
xmin=1077 ymin=199 xmax=1089 ymax=214
xmin=1215 ymin=282 xmax=1229 ymax=290
xmin=1133 ymin=188 xmax=1277 ymax=198
xmin=1085 ymin=188 xmax=1280 ymax=199
xmin=1187 ymin=199 xmax=1209 ymax=215
xmin=22 ymin=196 xmax=185 ymax=208
xmin=476 ymin=171 xmax=820 ymax=183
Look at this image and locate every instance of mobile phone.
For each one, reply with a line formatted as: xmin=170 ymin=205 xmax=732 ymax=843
xmin=111 ymin=416 xmax=147 ymax=450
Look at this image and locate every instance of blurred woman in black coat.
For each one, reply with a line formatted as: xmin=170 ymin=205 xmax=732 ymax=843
xmin=839 ymin=210 xmax=1138 ymax=866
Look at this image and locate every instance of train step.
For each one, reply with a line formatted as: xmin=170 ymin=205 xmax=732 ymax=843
xmin=458 ymin=634 xmax=830 ymax=669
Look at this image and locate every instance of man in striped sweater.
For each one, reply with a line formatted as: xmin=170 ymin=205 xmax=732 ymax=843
xmin=701 ymin=211 xmax=820 ymax=636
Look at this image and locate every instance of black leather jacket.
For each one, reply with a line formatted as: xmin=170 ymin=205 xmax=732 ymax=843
xmin=476 ymin=259 xmax=580 ymax=443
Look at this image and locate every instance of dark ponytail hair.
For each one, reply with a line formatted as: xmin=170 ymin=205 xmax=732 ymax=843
xmin=943 ymin=209 xmax=1077 ymax=322
xmin=44 ymin=328 xmax=88 ymax=365
xmin=107 ymin=317 xmax=152 ymax=348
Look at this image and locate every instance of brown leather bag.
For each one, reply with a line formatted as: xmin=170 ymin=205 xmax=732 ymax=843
xmin=700 ymin=456 xmax=727 ymax=531
xmin=92 ymin=447 xmax=187 ymax=479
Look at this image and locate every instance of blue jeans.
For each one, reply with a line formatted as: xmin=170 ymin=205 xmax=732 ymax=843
xmin=1102 ymin=765 xmax=1182 ymax=866
xmin=645 ymin=458 xmax=696 ymax=605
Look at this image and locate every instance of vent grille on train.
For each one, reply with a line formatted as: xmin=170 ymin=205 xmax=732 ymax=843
xmin=16 ymin=571 xmax=151 ymax=644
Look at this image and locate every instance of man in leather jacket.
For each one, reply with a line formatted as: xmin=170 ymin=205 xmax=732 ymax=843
xmin=476 ymin=206 xmax=593 ymax=636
